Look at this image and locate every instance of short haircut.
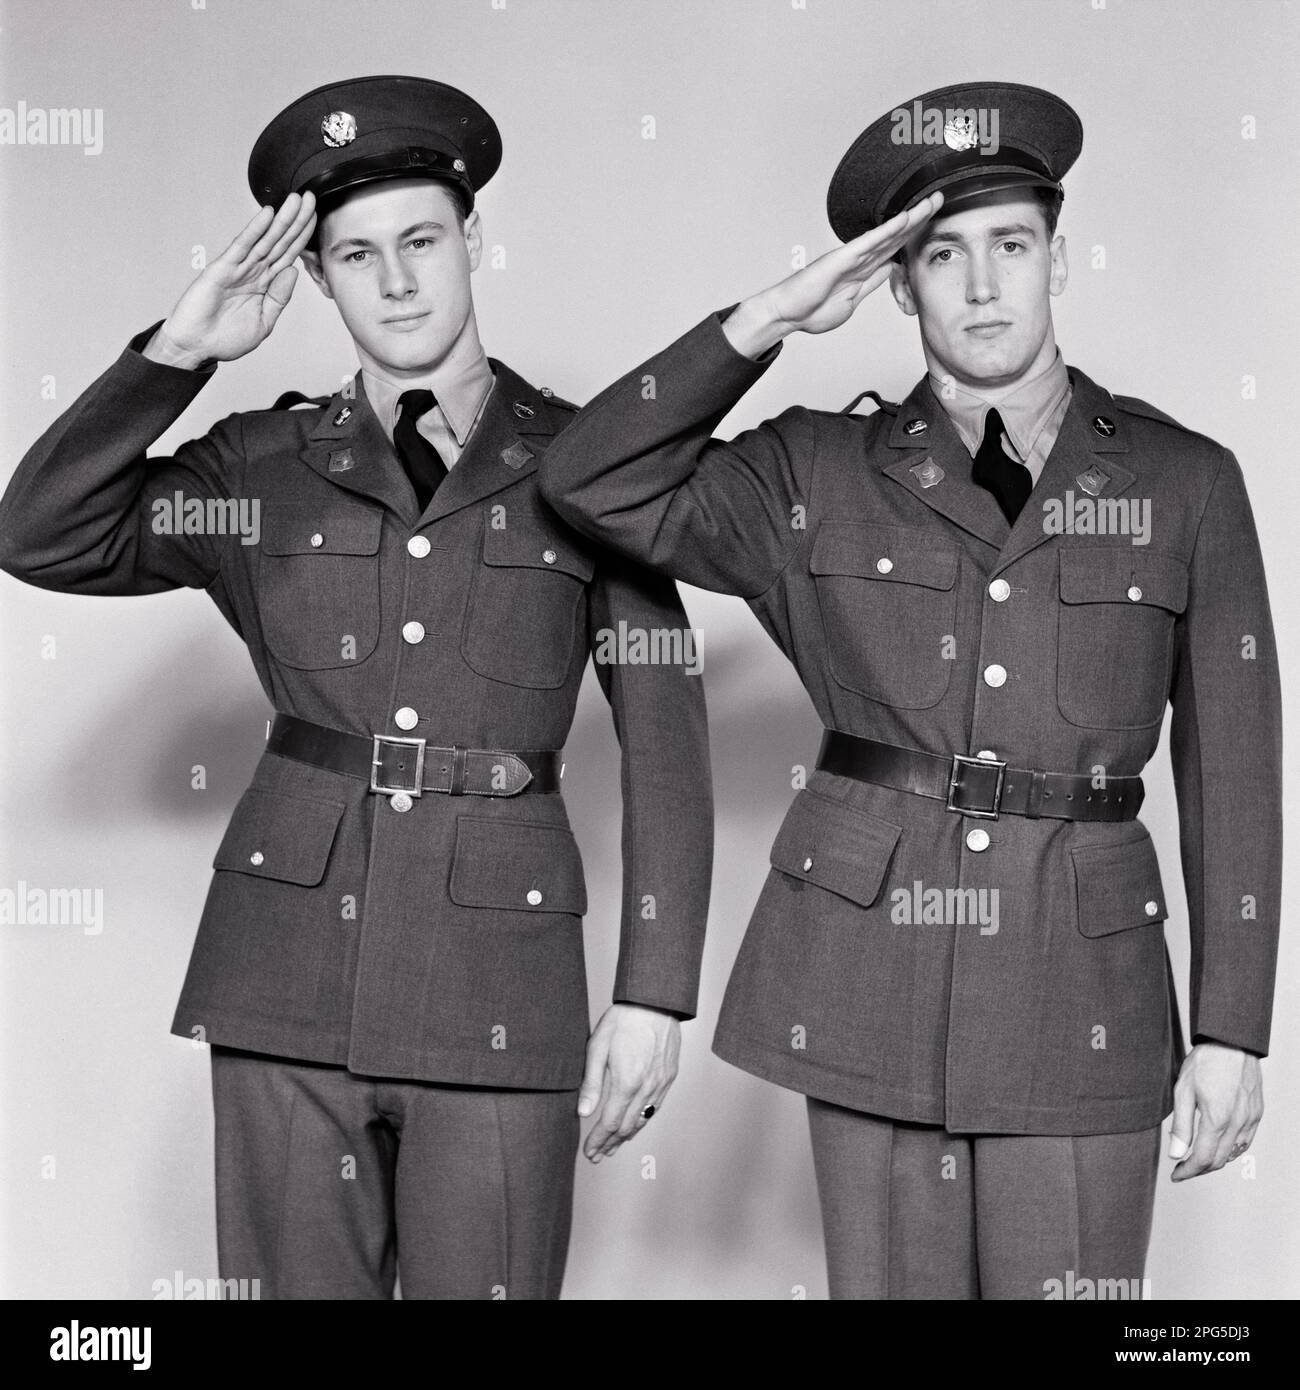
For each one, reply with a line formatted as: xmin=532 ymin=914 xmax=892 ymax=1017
xmin=306 ymin=177 xmax=470 ymax=256
xmin=895 ymin=185 xmax=1062 ymax=267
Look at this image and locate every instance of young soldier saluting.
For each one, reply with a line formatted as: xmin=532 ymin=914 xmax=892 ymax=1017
xmin=0 ymin=76 xmax=713 ymax=1300
xmin=540 ymin=82 xmax=1281 ymax=1298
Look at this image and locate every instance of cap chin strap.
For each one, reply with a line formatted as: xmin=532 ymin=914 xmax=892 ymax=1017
xmin=299 ymin=146 xmax=474 ymax=211
xmin=883 ymin=147 xmax=1058 ymax=223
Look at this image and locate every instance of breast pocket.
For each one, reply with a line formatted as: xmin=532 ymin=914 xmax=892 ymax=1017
xmin=810 ymin=521 xmax=958 ymax=709
xmin=256 ymin=506 xmax=383 ymax=670
xmin=461 ymin=523 xmax=596 ymax=688
xmin=1057 ymin=547 xmax=1188 ymax=729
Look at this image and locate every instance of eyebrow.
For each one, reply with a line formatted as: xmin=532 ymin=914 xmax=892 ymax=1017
xmin=919 ymin=221 xmax=1039 ymax=249
xmin=327 ymin=220 xmax=445 ymax=254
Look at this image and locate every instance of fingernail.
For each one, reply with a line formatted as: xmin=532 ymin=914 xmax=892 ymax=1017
xmin=577 ymin=1099 xmax=593 ymax=1117
xmin=1169 ymin=1137 xmax=1189 ymax=1159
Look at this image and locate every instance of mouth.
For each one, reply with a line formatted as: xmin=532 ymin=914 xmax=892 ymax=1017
xmin=965 ymin=320 xmax=1011 ymax=339
xmin=382 ymin=312 xmax=431 ymax=330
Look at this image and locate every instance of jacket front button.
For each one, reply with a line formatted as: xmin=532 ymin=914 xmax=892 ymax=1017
xmin=983 ymin=664 xmax=1007 ymax=688
xmin=526 ymin=889 xmax=543 ymax=905
xmin=876 ymin=557 xmax=893 ymax=574
xmin=249 ymin=851 xmax=264 ymax=866
xmin=966 ymin=829 xmax=990 ymax=852
xmin=1128 ymin=586 xmax=1143 ymax=602
xmin=802 ymin=856 xmax=814 ymax=871
xmin=390 ymin=792 xmax=413 ymax=813
xmin=402 ymin=621 xmax=426 ymax=644
xmin=542 ymin=549 xmax=557 ymax=564
xmin=988 ymin=578 xmax=1010 ymax=602
xmin=407 ymin=535 xmax=431 ymax=558
xmin=309 ymin=532 xmax=324 ymax=548
xmin=394 ymin=706 xmax=418 ymax=730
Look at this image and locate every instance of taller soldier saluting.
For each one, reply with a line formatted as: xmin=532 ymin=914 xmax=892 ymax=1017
xmin=0 ymin=75 xmax=713 ymax=1300
xmin=539 ymin=82 xmax=1282 ymax=1299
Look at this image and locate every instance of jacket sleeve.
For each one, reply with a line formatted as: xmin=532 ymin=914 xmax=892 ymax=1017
xmin=1168 ymin=447 xmax=1282 ymax=1056
xmin=539 ymin=311 xmax=815 ymax=599
xmin=0 ymin=324 xmax=240 ymax=595
xmin=586 ymin=551 xmax=713 ymax=1019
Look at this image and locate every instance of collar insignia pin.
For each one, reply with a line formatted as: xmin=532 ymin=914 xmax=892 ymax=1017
xmin=1092 ymin=415 xmax=1116 ymax=437
xmin=333 ymin=406 xmax=352 ymax=426
xmin=1076 ymin=467 xmax=1108 ymax=496
xmin=501 ymin=441 xmax=533 ymax=470
xmin=328 ymin=448 xmax=355 ymax=473
xmin=904 ymin=418 xmax=928 ymax=435
xmin=910 ymin=457 xmax=944 ymax=488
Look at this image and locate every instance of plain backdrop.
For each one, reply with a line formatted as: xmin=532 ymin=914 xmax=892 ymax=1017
xmin=1 ymin=0 xmax=1296 ymax=1300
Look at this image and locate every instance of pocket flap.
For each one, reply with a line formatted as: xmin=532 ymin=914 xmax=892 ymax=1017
xmin=213 ymin=788 xmax=346 ymax=886
xmin=770 ymin=790 xmax=902 ymax=908
xmin=810 ymin=521 xmax=957 ymax=591
xmin=1059 ymin=548 xmax=1188 ymax=613
xmin=1071 ymin=833 xmax=1168 ymax=936
xmin=449 ymin=816 xmax=588 ymax=915
xmin=481 ymin=525 xmax=595 ymax=582
xmin=260 ymin=506 xmax=383 ymax=557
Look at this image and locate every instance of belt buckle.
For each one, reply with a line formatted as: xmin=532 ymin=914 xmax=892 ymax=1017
xmin=370 ymin=735 xmax=426 ymax=797
xmin=947 ymin=753 xmax=1006 ymax=820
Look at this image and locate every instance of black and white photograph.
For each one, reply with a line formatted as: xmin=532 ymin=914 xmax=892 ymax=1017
xmin=1 ymin=0 xmax=1294 ymax=1350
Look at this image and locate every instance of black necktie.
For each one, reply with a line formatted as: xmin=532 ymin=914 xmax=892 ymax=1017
xmin=394 ymin=389 xmax=449 ymax=511
xmin=971 ymin=407 xmax=1033 ymax=525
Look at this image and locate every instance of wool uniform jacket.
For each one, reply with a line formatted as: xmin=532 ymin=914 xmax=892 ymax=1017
xmin=539 ymin=311 xmax=1282 ymax=1135
xmin=0 ymin=325 xmax=713 ymax=1089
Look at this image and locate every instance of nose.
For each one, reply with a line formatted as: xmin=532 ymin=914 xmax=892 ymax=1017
xmin=965 ymin=250 xmax=998 ymax=306
xmin=378 ymin=251 xmax=417 ymax=301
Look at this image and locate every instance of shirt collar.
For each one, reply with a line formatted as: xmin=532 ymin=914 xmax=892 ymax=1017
xmin=360 ymin=350 xmax=496 ymax=446
xmin=928 ymin=347 xmax=1071 ymax=461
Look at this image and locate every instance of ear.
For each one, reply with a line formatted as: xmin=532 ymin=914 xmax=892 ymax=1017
xmin=1048 ymin=234 xmax=1068 ymax=297
xmin=299 ymin=248 xmax=334 ymax=300
xmin=890 ymin=259 xmax=918 ymax=317
xmin=464 ymin=209 xmax=483 ymax=272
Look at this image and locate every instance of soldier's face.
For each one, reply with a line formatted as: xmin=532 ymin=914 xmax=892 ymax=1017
xmin=890 ymin=190 xmax=1067 ymax=389
xmin=302 ymin=178 xmax=482 ymax=375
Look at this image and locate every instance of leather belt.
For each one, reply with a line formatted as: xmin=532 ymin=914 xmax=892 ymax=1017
xmin=816 ymin=731 xmax=1142 ymax=823
xmin=267 ymin=713 xmax=562 ymax=798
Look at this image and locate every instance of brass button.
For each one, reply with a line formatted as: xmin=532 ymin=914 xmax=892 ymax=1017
xmin=390 ymin=792 xmax=414 ymax=813
xmin=394 ymin=707 xmax=418 ymax=731
xmin=876 ymin=557 xmax=893 ymax=574
xmin=407 ymin=535 xmax=431 ymax=558
xmin=988 ymin=579 xmax=1010 ymax=602
xmin=1127 ymin=586 xmax=1143 ymax=602
xmin=802 ymin=856 xmax=814 ymax=872
xmin=1145 ymin=900 xmax=1159 ymax=916
xmin=983 ymin=664 xmax=1007 ymax=688
xmin=249 ymin=851 xmax=264 ymax=866
xmin=309 ymin=533 xmax=324 ymax=548
xmin=402 ymin=621 xmax=426 ymax=644
xmin=542 ymin=549 xmax=557 ymax=565
xmin=526 ymin=889 xmax=543 ymax=906
xmin=966 ymin=829 xmax=990 ymax=852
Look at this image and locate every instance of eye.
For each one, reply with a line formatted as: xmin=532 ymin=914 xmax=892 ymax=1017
xmin=407 ymin=238 xmax=432 ymax=250
xmin=345 ymin=249 xmax=370 ymax=265
xmin=999 ymin=240 xmax=1025 ymax=254
xmin=928 ymin=247 xmax=954 ymax=265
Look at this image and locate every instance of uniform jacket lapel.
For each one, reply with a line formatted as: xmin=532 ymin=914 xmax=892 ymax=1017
xmin=991 ymin=366 xmax=1136 ymax=578
xmin=878 ymin=377 xmax=1008 ymax=550
xmin=423 ymin=359 xmax=555 ymax=525
xmin=300 ymin=379 xmax=421 ymax=524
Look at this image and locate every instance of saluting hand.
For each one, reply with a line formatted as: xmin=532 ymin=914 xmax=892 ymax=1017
xmin=724 ymin=191 xmax=944 ymax=360
xmin=144 ymin=191 xmax=318 ymax=369
xmin=578 ymin=1003 xmax=681 ymax=1161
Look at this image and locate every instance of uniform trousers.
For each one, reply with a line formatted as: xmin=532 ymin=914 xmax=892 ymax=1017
xmin=210 ymin=1045 xmax=579 ymax=1300
xmin=806 ymin=1097 xmax=1161 ymax=1299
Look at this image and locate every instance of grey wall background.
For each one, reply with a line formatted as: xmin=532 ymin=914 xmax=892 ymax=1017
xmin=1 ymin=0 xmax=1296 ymax=1299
